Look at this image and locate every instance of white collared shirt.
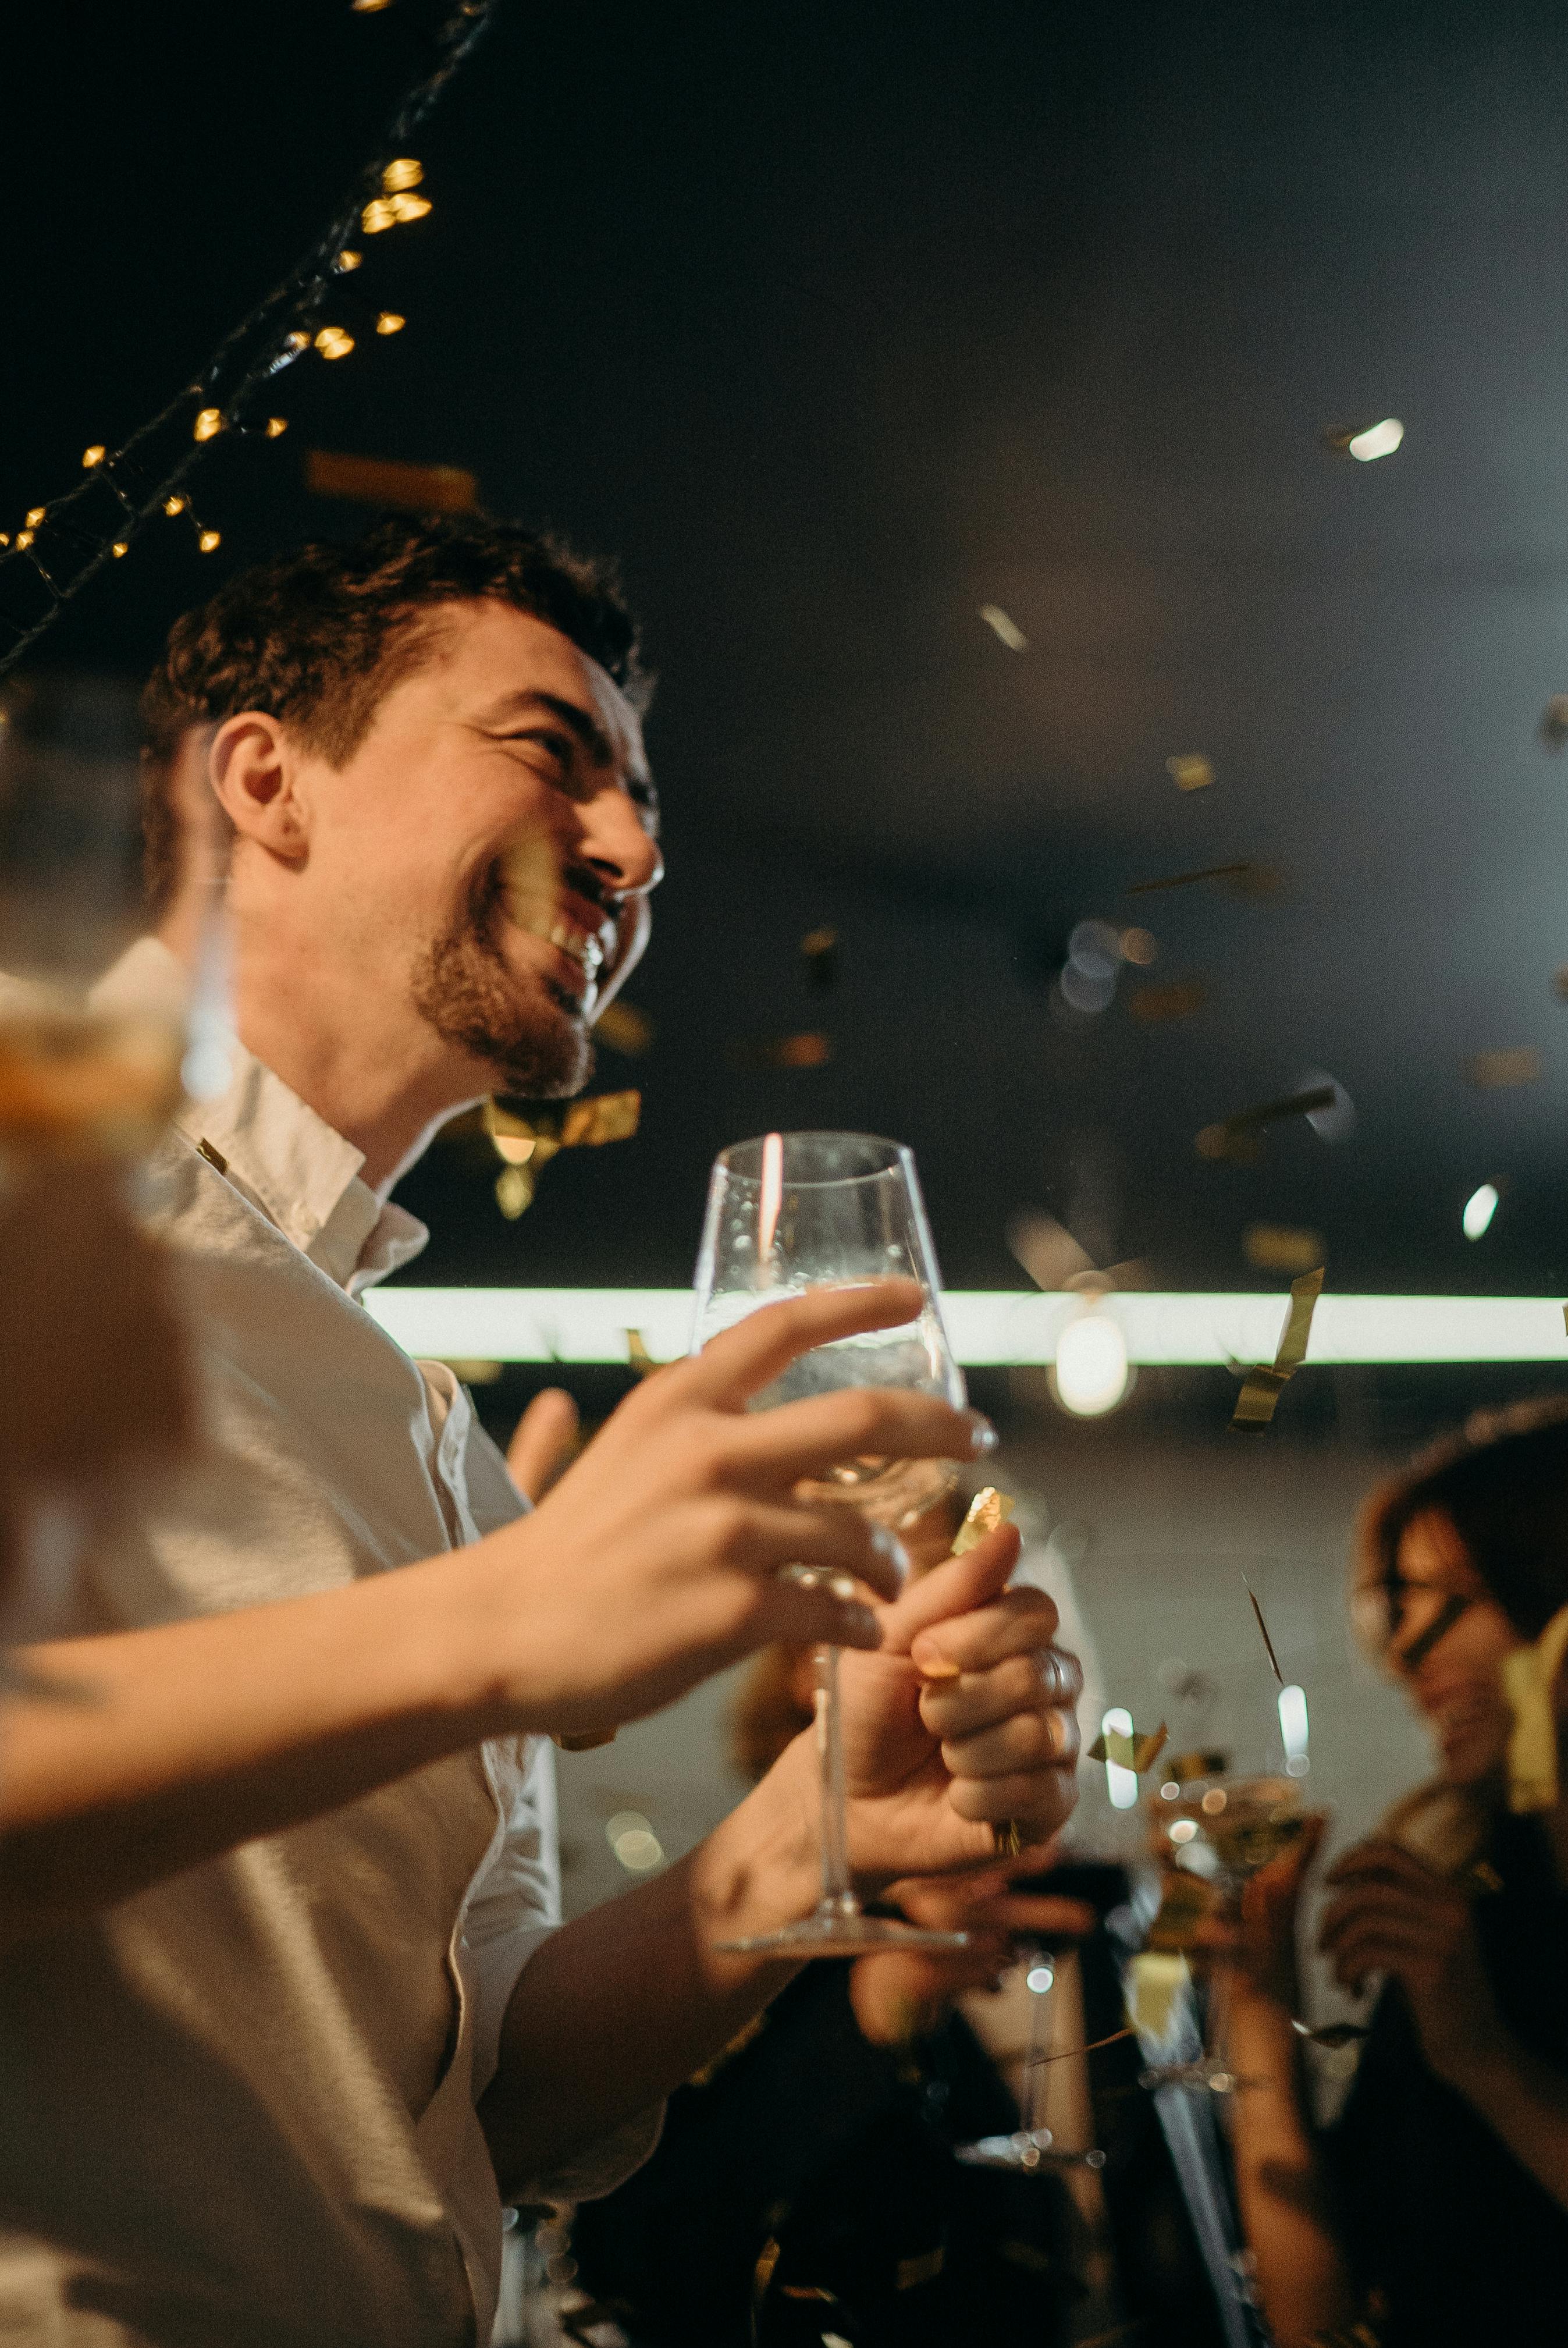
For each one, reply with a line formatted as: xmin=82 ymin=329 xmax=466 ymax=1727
xmin=0 ymin=940 xmax=657 ymax=2348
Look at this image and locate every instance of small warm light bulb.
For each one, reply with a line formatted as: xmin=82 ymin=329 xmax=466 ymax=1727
xmin=193 ymin=407 xmax=223 ymax=442
xmin=265 ymin=417 xmax=289 ymax=438
xmin=285 ymin=329 xmax=311 ymax=351
xmin=81 ymin=445 xmax=106 ymax=468
xmin=314 ymin=326 xmax=356 ymax=360
xmin=1462 ymin=1182 xmax=1499 ymax=1241
xmin=163 ymin=495 xmax=187 ymax=517
xmin=1348 ymin=417 xmax=1404 ymax=462
xmin=387 ymin=190 xmax=432 ymax=223
xmin=111 ymin=541 xmax=128 ymax=558
xmin=15 ymin=530 xmax=35 ymax=550
xmin=198 ymin=528 xmax=222 ymax=553
xmin=375 ymin=311 xmax=406 ymax=335
xmin=24 ymin=507 xmax=45 ymax=527
xmin=351 ymin=0 xmax=393 ymax=12
xmin=382 ymin=157 xmax=424 ymax=193
xmin=361 ymin=197 xmax=396 ymax=233
xmin=336 ymin=248 xmax=364 ymax=272
xmin=0 ymin=533 xmax=10 ymax=548
xmin=1101 ymin=1707 xmax=1140 ymax=1810
xmin=1053 ymin=1308 xmax=1130 ymax=1417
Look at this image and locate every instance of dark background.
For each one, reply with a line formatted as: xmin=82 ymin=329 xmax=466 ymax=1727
xmin=8 ymin=0 xmax=1568 ymax=1314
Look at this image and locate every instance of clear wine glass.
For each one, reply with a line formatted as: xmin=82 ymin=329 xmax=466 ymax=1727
xmin=1138 ymin=1772 xmax=1304 ymax=2093
xmin=953 ymin=1949 xmax=1108 ymax=2172
xmin=692 ymin=1129 xmax=972 ymax=1956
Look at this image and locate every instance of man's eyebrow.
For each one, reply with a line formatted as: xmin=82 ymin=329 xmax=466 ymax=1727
xmin=481 ymin=688 xmax=615 ymax=767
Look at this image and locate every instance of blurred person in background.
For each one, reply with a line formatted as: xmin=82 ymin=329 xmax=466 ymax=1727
xmin=0 ymin=517 xmax=1085 ymax=2348
xmin=1217 ymin=1401 xmax=1568 ymax=2348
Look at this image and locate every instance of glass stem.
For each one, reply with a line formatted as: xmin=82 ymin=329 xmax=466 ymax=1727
xmin=812 ymin=1642 xmax=857 ymax=1917
xmin=1023 ymin=1955 xmax=1049 ymax=2136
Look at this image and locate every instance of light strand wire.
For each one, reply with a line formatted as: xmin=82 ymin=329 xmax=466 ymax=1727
xmin=0 ymin=0 xmax=501 ymax=677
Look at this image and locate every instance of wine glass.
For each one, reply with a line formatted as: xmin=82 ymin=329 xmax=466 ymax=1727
xmin=692 ymin=1129 xmax=972 ymax=1956
xmin=1138 ymin=1772 xmax=1303 ymax=2093
xmin=952 ymin=1949 xmax=1108 ymax=2172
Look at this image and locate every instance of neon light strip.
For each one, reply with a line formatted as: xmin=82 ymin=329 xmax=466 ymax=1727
xmin=362 ymin=1289 xmax=1568 ymax=1367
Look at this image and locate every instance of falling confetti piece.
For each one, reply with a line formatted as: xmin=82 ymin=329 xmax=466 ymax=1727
xmin=1197 ymin=1085 xmax=1336 ymax=1164
xmin=1231 ymin=1268 xmax=1324 ymax=1433
xmin=1166 ymin=754 xmax=1214 ymax=792
xmin=979 ymin=604 xmax=1027 ymax=651
xmin=801 ymin=926 xmax=838 ymax=992
xmin=1088 ymin=1721 xmax=1168 ymax=1773
xmin=1243 ymin=1580 xmax=1285 ymax=1683
xmin=728 ymin=1031 xmax=833 ymax=1070
xmin=594 ymin=1000 xmax=654 ymax=1055
xmin=304 ymin=450 xmax=478 ymax=512
xmin=952 ymin=1486 xmax=1015 ymax=1554
xmin=1463 ymin=1046 xmax=1540 ymax=1089
xmin=1130 ymin=979 xmax=1206 ymax=1025
xmin=1127 ymin=861 xmax=1253 ymax=897
xmin=1243 ymin=1224 xmax=1325 ymax=1274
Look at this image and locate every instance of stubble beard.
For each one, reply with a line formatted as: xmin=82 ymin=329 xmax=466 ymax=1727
xmin=408 ymin=884 xmax=593 ymax=1101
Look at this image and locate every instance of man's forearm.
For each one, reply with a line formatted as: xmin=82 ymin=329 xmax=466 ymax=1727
xmin=1224 ymin=1990 xmax=1360 ymax=2348
xmin=0 ymin=1543 xmax=529 ymax=1931
xmin=479 ymin=1756 xmax=819 ymax=2198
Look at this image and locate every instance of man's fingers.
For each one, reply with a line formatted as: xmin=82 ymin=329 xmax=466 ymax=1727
xmin=947 ymin=1767 xmax=1075 ymax=1838
xmin=687 ymin=1280 xmax=927 ymax=1405
xmin=972 ymin=1892 xmax=1096 ymax=1941
xmin=879 ymin=1523 xmax=1025 ymax=1655
xmin=760 ymin=1576 xmax=884 ymax=1652
xmin=919 ymin=1648 xmax=1079 ymax=1742
xmin=506 ymin=1386 xmax=580 ymax=1504
xmin=939 ymin=1705 xmax=1078 ymax=1779
xmin=727 ymin=1386 xmax=992 ymax=1486
xmin=908 ymin=1585 xmax=1066 ymax=1679
xmin=1324 ymin=1839 xmax=1441 ymax=1892
xmin=704 ymin=1498 xmax=911 ymax=1601
xmin=1318 ymin=1882 xmax=1459 ymax=1951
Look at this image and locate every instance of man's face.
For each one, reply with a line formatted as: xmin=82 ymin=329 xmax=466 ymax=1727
xmin=293 ymin=599 xmax=661 ymax=1099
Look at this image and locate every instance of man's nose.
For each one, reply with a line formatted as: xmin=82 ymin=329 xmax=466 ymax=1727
xmin=579 ymin=785 xmax=663 ymax=900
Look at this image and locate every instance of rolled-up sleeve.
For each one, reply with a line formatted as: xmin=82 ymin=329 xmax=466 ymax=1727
xmin=460 ymin=1733 xmax=664 ymax=2204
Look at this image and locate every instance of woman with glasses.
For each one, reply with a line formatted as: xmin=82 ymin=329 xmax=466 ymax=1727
xmin=1215 ymin=1401 xmax=1568 ymax=2348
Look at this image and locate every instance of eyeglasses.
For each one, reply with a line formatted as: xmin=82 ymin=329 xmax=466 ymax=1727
xmin=1358 ymin=1581 xmax=1473 ymax=1671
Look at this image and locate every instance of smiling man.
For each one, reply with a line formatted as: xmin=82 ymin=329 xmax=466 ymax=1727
xmin=0 ymin=518 xmax=1083 ymax=2348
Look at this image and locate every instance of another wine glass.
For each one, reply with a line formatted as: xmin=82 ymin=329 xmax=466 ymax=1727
xmin=692 ymin=1129 xmax=972 ymax=1956
xmin=952 ymin=1949 xmax=1108 ymax=2172
xmin=1138 ymin=1772 xmax=1304 ymax=2093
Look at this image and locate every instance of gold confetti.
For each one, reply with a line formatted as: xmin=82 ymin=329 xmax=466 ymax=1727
xmin=1231 ymin=1266 xmax=1324 ymax=1432
xmin=1243 ymin=1223 xmax=1324 ymax=1273
xmin=979 ymin=603 xmax=1027 ymax=650
xmin=1166 ymin=753 xmax=1214 ymax=792
xmin=1197 ymin=1084 xmax=1336 ymax=1164
xmin=1146 ymin=1871 xmax=1223 ymax=1954
xmin=952 ymin=1486 xmax=1015 ymax=1554
xmin=1130 ymin=979 xmax=1205 ymax=1025
xmin=1463 ymin=1046 xmax=1540 ymax=1089
xmin=1243 ymin=1579 xmax=1285 ymax=1682
xmin=728 ymin=1031 xmax=833 ymax=1070
xmin=305 ymin=450 xmax=478 ymax=511
xmin=594 ymin=999 xmax=654 ymax=1055
xmin=1088 ymin=1721 xmax=1168 ymax=1773
xmin=801 ymin=926 xmax=838 ymax=991
xmin=1127 ymin=860 xmax=1253 ymax=897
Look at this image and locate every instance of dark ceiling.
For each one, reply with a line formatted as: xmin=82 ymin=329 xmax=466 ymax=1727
xmin=9 ymin=0 xmax=1568 ymax=1297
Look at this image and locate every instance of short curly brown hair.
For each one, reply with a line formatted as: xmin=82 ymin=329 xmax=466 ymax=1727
xmin=139 ymin=514 xmax=652 ymax=917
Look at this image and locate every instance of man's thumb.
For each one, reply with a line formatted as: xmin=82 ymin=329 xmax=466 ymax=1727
xmin=884 ymin=1521 xmax=1023 ymax=1656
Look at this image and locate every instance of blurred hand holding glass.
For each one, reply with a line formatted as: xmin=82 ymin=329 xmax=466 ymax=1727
xmin=692 ymin=1129 xmax=972 ymax=1955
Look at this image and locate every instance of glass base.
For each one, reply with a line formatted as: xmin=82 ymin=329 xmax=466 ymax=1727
xmin=954 ymin=2129 xmax=1107 ymax=2172
xmin=714 ymin=1907 xmax=972 ymax=1957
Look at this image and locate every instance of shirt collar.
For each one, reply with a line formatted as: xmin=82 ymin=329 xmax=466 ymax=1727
xmin=98 ymin=938 xmax=429 ymax=1296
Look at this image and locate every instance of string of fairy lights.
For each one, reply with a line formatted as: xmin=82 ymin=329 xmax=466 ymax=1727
xmin=0 ymin=0 xmax=502 ymax=679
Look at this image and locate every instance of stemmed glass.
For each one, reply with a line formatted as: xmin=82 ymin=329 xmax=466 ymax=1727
xmin=692 ymin=1129 xmax=972 ymax=1956
xmin=953 ymin=1950 xmax=1108 ymax=2172
xmin=1139 ymin=1772 xmax=1304 ymax=2093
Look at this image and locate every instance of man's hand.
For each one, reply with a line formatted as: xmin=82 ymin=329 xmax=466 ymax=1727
xmin=849 ymin=1871 xmax=1095 ymax=2046
xmin=763 ymin=1519 xmax=1080 ymax=1890
xmin=1317 ymin=1838 xmax=1502 ymax=2080
xmin=474 ymin=1280 xmax=994 ymax=1737
xmin=506 ymin=1387 xmax=581 ymax=1503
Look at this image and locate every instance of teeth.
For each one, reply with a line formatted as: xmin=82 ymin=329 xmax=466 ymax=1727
xmin=502 ymin=897 xmax=605 ymax=978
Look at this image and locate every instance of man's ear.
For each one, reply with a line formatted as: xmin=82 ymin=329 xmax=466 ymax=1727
xmin=208 ymin=713 xmax=310 ymax=862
